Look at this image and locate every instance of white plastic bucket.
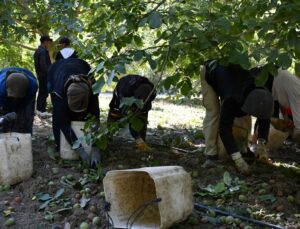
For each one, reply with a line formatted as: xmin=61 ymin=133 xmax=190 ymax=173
xmin=0 ymin=133 xmax=33 ymax=185
xmin=103 ymin=166 xmax=193 ymax=229
xmin=60 ymin=121 xmax=91 ymax=160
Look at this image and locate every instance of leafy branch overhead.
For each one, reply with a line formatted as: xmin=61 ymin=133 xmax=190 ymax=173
xmin=1 ymin=0 xmax=300 ymax=95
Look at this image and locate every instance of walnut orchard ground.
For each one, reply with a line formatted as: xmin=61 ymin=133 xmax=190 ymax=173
xmin=0 ymin=95 xmax=300 ymax=229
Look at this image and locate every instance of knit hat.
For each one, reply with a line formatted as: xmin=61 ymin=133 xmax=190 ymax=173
xmin=241 ymin=88 xmax=274 ymax=119
xmin=40 ymin=35 xmax=53 ymax=43
xmin=6 ymin=73 xmax=29 ymax=99
xmin=67 ymin=82 xmax=90 ymax=112
xmin=59 ymin=37 xmax=71 ymax=46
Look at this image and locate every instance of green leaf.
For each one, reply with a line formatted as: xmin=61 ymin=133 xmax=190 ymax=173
xmin=258 ymin=194 xmax=276 ymax=203
xmin=92 ymin=76 xmax=105 ymax=94
xmin=53 ymin=207 xmax=72 ymax=214
xmin=164 ymin=76 xmax=174 ymax=90
xmin=39 ymin=200 xmax=51 ymax=210
xmin=120 ymin=97 xmax=144 ymax=109
xmin=146 ymin=55 xmax=157 ymax=70
xmin=278 ymin=53 xmax=292 ymax=69
xmin=130 ymin=116 xmax=144 ymax=132
xmin=54 ymin=188 xmax=64 ymax=199
xmin=72 ymin=139 xmax=81 ymax=150
xmin=39 ymin=194 xmax=52 ymax=202
xmin=96 ymin=135 xmax=107 ymax=150
xmin=295 ymin=63 xmax=300 ymax=76
xmin=115 ymin=63 xmax=126 ymax=74
xmin=133 ymin=51 xmax=144 ymax=61
xmin=47 ymin=147 xmax=58 ymax=161
xmin=255 ymin=68 xmax=269 ymax=87
xmin=180 ymin=81 xmax=192 ymax=96
xmin=214 ymin=182 xmax=225 ymax=194
xmin=133 ymin=35 xmax=143 ymax=47
xmin=148 ymin=11 xmax=163 ymax=29
xmin=223 ymin=172 xmax=232 ymax=186
xmin=95 ymin=61 xmax=105 ymax=73
xmin=107 ymin=70 xmax=115 ymax=86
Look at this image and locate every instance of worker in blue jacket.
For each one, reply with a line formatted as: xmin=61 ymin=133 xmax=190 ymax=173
xmin=0 ymin=67 xmax=38 ymax=133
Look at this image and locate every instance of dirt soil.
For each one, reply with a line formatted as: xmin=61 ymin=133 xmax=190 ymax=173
xmin=0 ymin=99 xmax=300 ymax=229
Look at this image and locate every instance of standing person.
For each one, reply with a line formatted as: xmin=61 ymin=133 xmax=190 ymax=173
xmin=55 ymin=37 xmax=78 ymax=61
xmin=0 ymin=67 xmax=38 ymax=133
xmin=200 ymin=60 xmax=274 ymax=175
xmin=34 ymin=35 xmax=52 ymax=116
xmin=107 ymin=75 xmax=156 ymax=151
xmin=47 ymin=58 xmax=100 ymax=167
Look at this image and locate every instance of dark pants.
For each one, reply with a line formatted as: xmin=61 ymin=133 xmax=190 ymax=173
xmin=1 ymin=97 xmax=35 ymax=134
xmin=37 ymin=75 xmax=49 ymax=112
xmin=51 ymin=94 xmax=78 ymax=150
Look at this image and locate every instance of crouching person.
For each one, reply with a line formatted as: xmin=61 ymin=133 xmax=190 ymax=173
xmin=0 ymin=67 xmax=38 ymax=133
xmin=200 ymin=60 xmax=274 ymax=175
xmin=48 ymin=59 xmax=100 ymax=167
xmin=107 ymin=74 xmax=156 ymax=151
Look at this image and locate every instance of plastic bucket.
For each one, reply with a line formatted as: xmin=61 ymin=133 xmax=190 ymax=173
xmin=0 ymin=133 xmax=33 ymax=185
xmin=60 ymin=121 xmax=91 ymax=160
xmin=103 ymin=166 xmax=193 ymax=229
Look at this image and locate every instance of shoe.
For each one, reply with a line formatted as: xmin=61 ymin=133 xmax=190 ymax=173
xmin=36 ymin=111 xmax=52 ymax=119
xmin=201 ymin=155 xmax=218 ymax=168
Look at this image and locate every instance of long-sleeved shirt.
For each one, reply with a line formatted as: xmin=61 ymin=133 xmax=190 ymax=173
xmin=33 ymin=46 xmax=51 ymax=78
xmin=205 ymin=61 xmax=270 ymax=154
xmin=0 ymin=67 xmax=38 ymax=133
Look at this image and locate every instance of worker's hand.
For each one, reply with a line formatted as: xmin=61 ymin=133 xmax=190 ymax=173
xmin=231 ymin=152 xmax=250 ymax=176
xmin=4 ymin=112 xmax=17 ymax=122
xmin=271 ymin=117 xmax=294 ymax=132
xmin=135 ymin=137 xmax=152 ymax=151
xmin=254 ymin=139 xmax=270 ymax=163
xmin=90 ymin=147 xmax=101 ymax=168
xmin=76 ymin=147 xmax=90 ymax=164
xmin=107 ymin=110 xmax=122 ymax=123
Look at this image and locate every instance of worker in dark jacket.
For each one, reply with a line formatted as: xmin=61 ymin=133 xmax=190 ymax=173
xmin=48 ymin=59 xmax=100 ymax=167
xmin=34 ymin=35 xmax=52 ymax=115
xmin=107 ymin=74 xmax=156 ymax=151
xmin=55 ymin=37 xmax=78 ymax=61
xmin=200 ymin=60 xmax=274 ymax=175
xmin=0 ymin=67 xmax=38 ymax=133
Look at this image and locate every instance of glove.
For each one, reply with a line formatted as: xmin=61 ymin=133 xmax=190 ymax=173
xmin=4 ymin=112 xmax=17 ymax=122
xmin=90 ymin=146 xmax=101 ymax=168
xmin=107 ymin=110 xmax=122 ymax=123
xmin=135 ymin=137 xmax=152 ymax=151
xmin=231 ymin=152 xmax=250 ymax=175
xmin=271 ymin=117 xmax=294 ymax=132
xmin=254 ymin=139 xmax=269 ymax=163
xmin=76 ymin=147 xmax=90 ymax=164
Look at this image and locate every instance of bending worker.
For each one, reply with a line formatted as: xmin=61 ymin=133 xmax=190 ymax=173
xmin=107 ymin=74 xmax=156 ymax=151
xmin=48 ymin=58 xmax=100 ymax=167
xmin=0 ymin=67 xmax=38 ymax=133
xmin=200 ymin=60 xmax=274 ymax=175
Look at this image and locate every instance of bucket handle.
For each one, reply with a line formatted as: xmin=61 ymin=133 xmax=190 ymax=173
xmin=126 ymin=198 xmax=162 ymax=229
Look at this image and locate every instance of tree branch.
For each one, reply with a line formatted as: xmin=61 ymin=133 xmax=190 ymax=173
xmin=17 ymin=43 xmax=36 ymax=51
